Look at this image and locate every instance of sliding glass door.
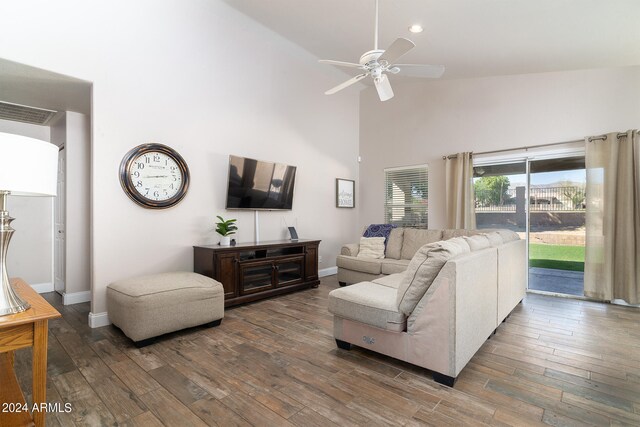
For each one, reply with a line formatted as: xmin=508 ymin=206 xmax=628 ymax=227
xmin=528 ymin=157 xmax=585 ymax=296
xmin=474 ymin=154 xmax=586 ymax=296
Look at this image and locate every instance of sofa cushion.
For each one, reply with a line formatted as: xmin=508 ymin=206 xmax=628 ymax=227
xmin=496 ymin=229 xmax=520 ymax=242
xmin=328 ymin=282 xmax=406 ymax=332
xmin=464 ymin=234 xmax=491 ymax=251
xmin=484 ymin=231 xmax=503 ymax=247
xmin=357 ymin=237 xmax=386 ymax=259
xmin=336 ymin=255 xmax=382 ymax=275
xmin=372 ymin=273 xmax=404 ymax=289
xmin=381 ymin=258 xmax=410 ymax=275
xmin=400 ymin=229 xmax=444 ymax=260
xmin=385 ymin=228 xmax=404 ymax=259
xmin=396 ymin=239 xmax=471 ymax=316
xmin=446 ymin=237 xmax=471 ymax=253
xmin=442 ymin=229 xmax=483 ymax=240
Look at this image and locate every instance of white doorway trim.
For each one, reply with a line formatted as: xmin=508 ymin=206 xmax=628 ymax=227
xmin=54 ymin=145 xmax=66 ymax=294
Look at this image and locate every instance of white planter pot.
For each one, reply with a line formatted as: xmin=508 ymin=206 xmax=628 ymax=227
xmin=219 ymin=235 xmax=231 ymax=246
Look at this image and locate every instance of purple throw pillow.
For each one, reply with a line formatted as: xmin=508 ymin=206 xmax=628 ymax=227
xmin=363 ymin=224 xmax=397 ymax=247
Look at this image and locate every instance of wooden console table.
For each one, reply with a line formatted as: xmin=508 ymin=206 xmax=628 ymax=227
xmin=194 ymin=239 xmax=320 ymax=307
xmin=0 ymin=278 xmax=61 ymax=427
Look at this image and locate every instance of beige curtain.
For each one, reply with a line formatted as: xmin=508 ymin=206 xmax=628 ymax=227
xmin=445 ymin=152 xmax=476 ymax=229
xmin=584 ymin=130 xmax=640 ymax=304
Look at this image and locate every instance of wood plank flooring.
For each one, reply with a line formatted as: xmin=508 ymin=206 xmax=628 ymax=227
xmin=13 ymin=275 xmax=640 ymax=426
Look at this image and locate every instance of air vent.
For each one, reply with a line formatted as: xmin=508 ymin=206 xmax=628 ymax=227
xmin=0 ymin=101 xmax=57 ymax=125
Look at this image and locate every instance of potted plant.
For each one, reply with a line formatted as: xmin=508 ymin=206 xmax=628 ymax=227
xmin=215 ymin=215 xmax=237 ymax=246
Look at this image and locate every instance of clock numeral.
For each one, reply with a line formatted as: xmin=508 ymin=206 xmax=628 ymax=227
xmin=135 ymin=181 xmax=143 ymax=187
xmin=153 ymin=154 xmax=161 ymax=162
xmin=137 ymin=163 xmax=145 ymax=170
xmin=154 ymin=191 xmax=159 ymax=197
xmin=133 ymin=171 xmax=140 ymax=178
xmin=172 ymin=176 xmax=177 ymax=182
xmin=170 ymin=183 xmax=174 ymax=190
xmin=145 ymin=156 xmax=150 ymax=163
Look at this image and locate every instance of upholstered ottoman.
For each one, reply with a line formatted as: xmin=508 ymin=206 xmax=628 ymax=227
xmin=107 ymin=272 xmax=224 ymax=345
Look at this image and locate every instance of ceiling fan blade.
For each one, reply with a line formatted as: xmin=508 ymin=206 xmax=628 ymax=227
xmin=374 ymin=74 xmax=394 ymax=102
xmin=392 ymin=64 xmax=445 ymax=78
xmin=325 ymin=73 xmax=369 ymax=95
xmin=319 ymin=59 xmax=365 ymax=69
xmin=378 ymin=38 xmax=415 ymax=66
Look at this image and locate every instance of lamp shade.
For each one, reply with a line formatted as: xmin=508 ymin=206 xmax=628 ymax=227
xmin=0 ymin=132 xmax=58 ymax=196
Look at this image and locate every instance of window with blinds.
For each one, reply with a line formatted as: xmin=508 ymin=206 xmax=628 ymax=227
xmin=384 ymin=164 xmax=428 ymax=228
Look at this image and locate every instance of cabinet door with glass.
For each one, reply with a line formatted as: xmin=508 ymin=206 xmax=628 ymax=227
xmin=239 ymin=262 xmax=275 ymax=295
xmin=275 ymin=256 xmax=305 ymax=287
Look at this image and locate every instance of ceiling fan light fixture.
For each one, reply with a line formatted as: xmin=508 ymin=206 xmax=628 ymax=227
xmin=319 ymin=0 xmax=445 ymax=101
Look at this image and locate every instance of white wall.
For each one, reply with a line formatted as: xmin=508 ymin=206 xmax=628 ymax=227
xmin=0 ymin=0 xmax=360 ymax=319
xmin=359 ymin=66 xmax=640 ymax=230
xmin=0 ymin=119 xmax=53 ymax=287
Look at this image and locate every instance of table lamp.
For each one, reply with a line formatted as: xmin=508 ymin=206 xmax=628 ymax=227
xmin=0 ymin=132 xmax=58 ymax=316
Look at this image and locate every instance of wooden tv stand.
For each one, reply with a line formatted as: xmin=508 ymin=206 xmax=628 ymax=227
xmin=194 ymin=239 xmax=320 ymax=307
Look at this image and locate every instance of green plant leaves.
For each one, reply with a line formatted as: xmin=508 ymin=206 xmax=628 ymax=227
xmin=215 ymin=216 xmax=237 ymax=236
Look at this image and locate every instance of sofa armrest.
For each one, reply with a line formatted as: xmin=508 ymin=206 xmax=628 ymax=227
xmin=497 ymin=239 xmax=526 ymax=323
xmin=341 ymin=243 xmax=360 ymax=257
xmin=407 ymin=248 xmax=498 ymax=377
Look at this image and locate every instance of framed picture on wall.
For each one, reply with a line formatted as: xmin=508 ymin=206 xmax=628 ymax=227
xmin=336 ymin=178 xmax=355 ymax=208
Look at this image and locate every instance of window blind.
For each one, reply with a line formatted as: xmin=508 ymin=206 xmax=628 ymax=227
xmin=384 ymin=165 xmax=428 ymax=228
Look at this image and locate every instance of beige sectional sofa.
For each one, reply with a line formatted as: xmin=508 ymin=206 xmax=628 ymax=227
xmin=337 ymin=228 xmax=484 ymax=286
xmin=328 ymin=229 xmax=526 ymax=387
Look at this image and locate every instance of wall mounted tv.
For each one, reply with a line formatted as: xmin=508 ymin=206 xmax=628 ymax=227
xmin=225 ymin=155 xmax=297 ymax=210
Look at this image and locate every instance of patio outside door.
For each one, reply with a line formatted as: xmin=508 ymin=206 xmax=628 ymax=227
xmin=528 ymin=157 xmax=585 ymax=296
xmin=474 ymin=155 xmax=586 ymax=296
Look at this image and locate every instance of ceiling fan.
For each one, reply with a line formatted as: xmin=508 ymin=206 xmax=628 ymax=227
xmin=319 ymin=0 xmax=445 ymax=101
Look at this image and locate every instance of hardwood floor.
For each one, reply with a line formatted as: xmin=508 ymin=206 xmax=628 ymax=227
xmin=13 ymin=275 xmax=640 ymax=426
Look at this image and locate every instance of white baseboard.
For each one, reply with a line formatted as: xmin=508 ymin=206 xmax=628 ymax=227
xmin=63 ymin=290 xmax=91 ymax=305
xmin=30 ymin=282 xmax=54 ymax=293
xmin=88 ymin=311 xmax=110 ymax=328
xmin=319 ymin=266 xmax=337 ymax=277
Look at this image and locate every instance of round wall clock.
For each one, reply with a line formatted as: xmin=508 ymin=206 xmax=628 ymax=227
xmin=119 ymin=143 xmax=190 ymax=209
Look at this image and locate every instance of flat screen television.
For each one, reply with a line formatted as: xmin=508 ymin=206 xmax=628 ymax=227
xmin=225 ymin=155 xmax=297 ymax=210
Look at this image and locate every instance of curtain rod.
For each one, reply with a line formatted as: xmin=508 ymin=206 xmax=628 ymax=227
xmin=442 ymin=132 xmax=627 ymax=160
xmin=442 ymin=138 xmax=583 ymax=160
xmin=587 ymin=132 xmax=630 ymax=142
xmin=443 ymin=132 xmax=635 ymax=160
xmin=442 ymin=131 xmax=635 ymax=160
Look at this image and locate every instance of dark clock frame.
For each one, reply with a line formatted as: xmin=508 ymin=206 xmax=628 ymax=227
xmin=119 ymin=143 xmax=190 ymax=209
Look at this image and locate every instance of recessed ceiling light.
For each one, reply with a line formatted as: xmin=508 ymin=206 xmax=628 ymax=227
xmin=408 ymin=24 xmax=423 ymax=33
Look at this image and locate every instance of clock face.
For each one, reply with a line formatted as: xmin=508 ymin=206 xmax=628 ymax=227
xmin=131 ymin=152 xmax=182 ymax=201
xmin=120 ymin=144 xmax=190 ymax=209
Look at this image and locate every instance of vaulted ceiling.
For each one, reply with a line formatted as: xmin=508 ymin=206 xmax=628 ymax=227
xmin=223 ymin=0 xmax=640 ymax=80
